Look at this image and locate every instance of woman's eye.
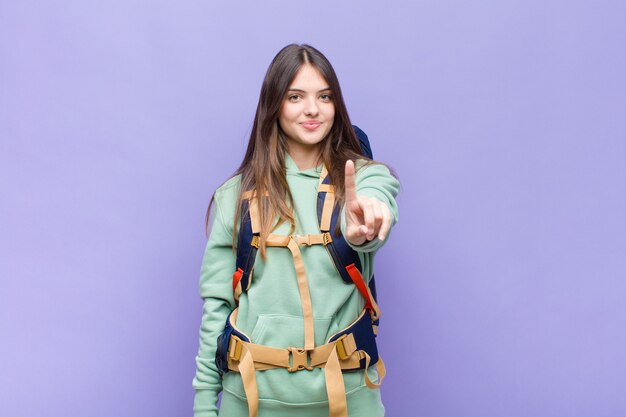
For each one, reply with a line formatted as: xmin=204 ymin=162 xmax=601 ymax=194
xmin=288 ymin=95 xmax=300 ymax=102
xmin=320 ymin=94 xmax=332 ymax=102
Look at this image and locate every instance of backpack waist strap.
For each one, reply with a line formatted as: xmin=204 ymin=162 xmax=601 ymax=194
xmin=225 ymin=330 xmax=385 ymax=417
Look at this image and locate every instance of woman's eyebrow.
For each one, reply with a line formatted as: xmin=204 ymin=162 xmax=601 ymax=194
xmin=287 ymin=87 xmax=331 ymax=93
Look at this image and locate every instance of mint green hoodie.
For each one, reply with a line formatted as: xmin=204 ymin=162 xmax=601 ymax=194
xmin=192 ymin=154 xmax=400 ymax=417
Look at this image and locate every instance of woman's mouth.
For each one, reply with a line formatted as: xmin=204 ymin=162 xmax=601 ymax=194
xmin=301 ymin=121 xmax=321 ymax=131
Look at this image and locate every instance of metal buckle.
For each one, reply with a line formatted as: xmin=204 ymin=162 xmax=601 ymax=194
xmin=251 ymin=234 xmax=260 ymax=248
xmin=322 ymin=231 xmax=332 ymax=245
xmin=287 ymin=347 xmax=313 ymax=372
xmin=334 ymin=335 xmax=350 ymax=360
xmin=229 ymin=336 xmax=243 ymax=361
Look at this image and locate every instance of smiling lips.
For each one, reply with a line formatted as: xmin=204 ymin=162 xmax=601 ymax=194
xmin=301 ymin=121 xmax=321 ymax=131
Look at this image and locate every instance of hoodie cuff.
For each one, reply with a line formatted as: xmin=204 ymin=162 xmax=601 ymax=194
xmin=193 ymin=388 xmax=220 ymax=417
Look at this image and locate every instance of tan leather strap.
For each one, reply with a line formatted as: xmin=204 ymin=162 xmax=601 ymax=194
xmin=365 ymin=285 xmax=382 ymax=322
xmin=286 ymin=237 xmax=315 ymax=350
xmin=237 ymin=344 xmax=259 ymax=417
xmin=317 ymin=169 xmax=335 ymax=232
xmin=317 ymin=183 xmax=335 ymax=193
xmin=318 ymin=165 xmax=329 ymax=188
xmin=320 ymin=189 xmax=335 ymax=232
xmin=227 ymin=336 xmax=365 ymax=417
xmin=248 ymin=196 xmax=260 ymax=234
xmin=263 ymin=232 xmax=333 ymax=351
xmin=325 ymin=346 xmax=348 ymax=417
xmin=266 ymin=233 xmax=329 ymax=247
xmin=226 ymin=327 xmax=381 ymax=417
xmin=233 ymin=280 xmax=243 ymax=302
xmin=242 ymin=190 xmax=269 ymax=199
xmin=242 ymin=190 xmax=267 ymax=234
xmin=362 ymin=351 xmax=386 ymax=389
xmin=227 ymin=334 xmax=361 ymax=371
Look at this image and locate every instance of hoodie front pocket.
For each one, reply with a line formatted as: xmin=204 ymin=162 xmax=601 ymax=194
xmin=250 ymin=314 xmax=333 ymax=348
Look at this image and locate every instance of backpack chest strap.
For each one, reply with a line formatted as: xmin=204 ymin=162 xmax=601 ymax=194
xmin=265 ymin=232 xmax=332 ymax=247
xmin=265 ymin=232 xmax=330 ymax=351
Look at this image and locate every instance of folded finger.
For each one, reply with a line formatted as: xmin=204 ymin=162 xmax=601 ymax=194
xmin=378 ymin=204 xmax=392 ymax=241
xmin=372 ymin=200 xmax=383 ymax=237
xmin=359 ymin=197 xmax=376 ymax=240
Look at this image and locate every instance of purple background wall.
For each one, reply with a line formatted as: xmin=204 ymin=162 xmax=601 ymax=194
xmin=2 ymin=1 xmax=625 ymax=416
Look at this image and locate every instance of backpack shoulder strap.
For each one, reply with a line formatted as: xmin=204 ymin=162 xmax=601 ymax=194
xmin=232 ymin=192 xmax=260 ymax=301
xmin=353 ymin=125 xmax=373 ymax=159
xmin=351 ymin=125 xmax=380 ymax=326
xmin=316 ymin=170 xmax=381 ymax=323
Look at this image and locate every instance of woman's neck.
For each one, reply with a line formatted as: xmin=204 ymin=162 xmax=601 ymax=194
xmin=287 ymin=143 xmax=322 ymax=171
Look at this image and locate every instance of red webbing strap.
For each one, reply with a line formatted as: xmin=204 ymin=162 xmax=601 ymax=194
xmin=232 ymin=267 xmax=243 ymax=291
xmin=345 ymin=263 xmax=376 ymax=313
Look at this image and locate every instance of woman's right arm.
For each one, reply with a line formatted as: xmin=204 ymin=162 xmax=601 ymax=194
xmin=192 ymin=192 xmax=236 ymax=417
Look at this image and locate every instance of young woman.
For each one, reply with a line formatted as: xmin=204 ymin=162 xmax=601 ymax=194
xmin=192 ymin=44 xmax=400 ymax=417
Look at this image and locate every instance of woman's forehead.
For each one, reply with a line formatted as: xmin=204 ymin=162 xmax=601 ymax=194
xmin=288 ymin=64 xmax=330 ymax=91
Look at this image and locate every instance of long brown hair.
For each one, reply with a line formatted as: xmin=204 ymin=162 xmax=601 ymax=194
xmin=206 ymin=43 xmax=371 ymax=257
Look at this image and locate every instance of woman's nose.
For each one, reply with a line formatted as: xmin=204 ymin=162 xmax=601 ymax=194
xmin=304 ymin=97 xmax=319 ymax=116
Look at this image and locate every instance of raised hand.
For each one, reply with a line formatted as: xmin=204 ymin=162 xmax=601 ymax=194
xmin=344 ymin=160 xmax=392 ymax=246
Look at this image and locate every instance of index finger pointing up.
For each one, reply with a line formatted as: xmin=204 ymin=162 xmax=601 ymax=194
xmin=344 ymin=159 xmax=358 ymax=205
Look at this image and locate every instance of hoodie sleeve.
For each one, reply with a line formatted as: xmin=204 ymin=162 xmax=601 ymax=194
xmin=340 ymin=161 xmax=400 ymax=253
xmin=192 ymin=189 xmax=237 ymax=417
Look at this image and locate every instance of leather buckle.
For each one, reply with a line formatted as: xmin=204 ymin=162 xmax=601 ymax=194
xmin=287 ymin=347 xmax=313 ymax=372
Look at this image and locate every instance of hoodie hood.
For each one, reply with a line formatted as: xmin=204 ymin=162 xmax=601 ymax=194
xmin=285 ymin=152 xmax=324 ymax=179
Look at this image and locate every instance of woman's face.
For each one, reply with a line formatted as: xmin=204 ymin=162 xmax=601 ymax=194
xmin=278 ymin=63 xmax=335 ymax=151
